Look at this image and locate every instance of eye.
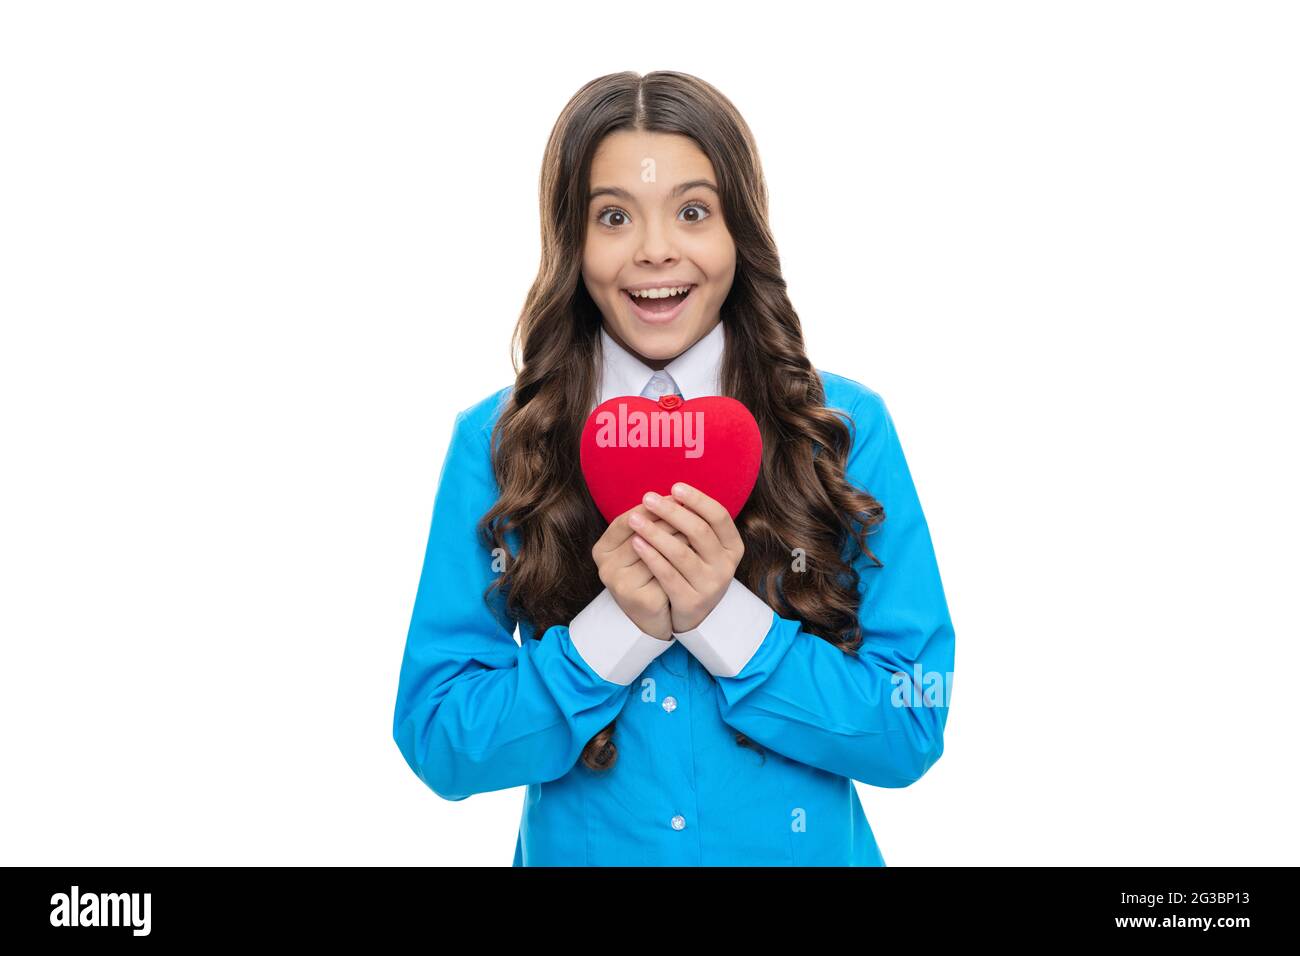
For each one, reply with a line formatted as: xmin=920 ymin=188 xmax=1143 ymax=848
xmin=679 ymin=200 xmax=712 ymax=223
xmin=595 ymin=206 xmax=631 ymax=228
xmin=593 ymin=200 xmax=714 ymax=229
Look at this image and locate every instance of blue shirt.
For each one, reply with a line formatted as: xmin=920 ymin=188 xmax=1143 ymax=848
xmin=392 ymin=324 xmax=956 ymax=865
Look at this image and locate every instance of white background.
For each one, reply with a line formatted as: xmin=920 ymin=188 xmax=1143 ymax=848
xmin=2 ymin=1 xmax=1296 ymax=866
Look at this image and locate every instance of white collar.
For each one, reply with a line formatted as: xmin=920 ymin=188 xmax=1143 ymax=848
xmin=597 ymin=320 xmax=726 ymax=405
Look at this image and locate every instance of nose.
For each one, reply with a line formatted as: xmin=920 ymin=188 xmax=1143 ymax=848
xmin=635 ymin=216 xmax=679 ymax=266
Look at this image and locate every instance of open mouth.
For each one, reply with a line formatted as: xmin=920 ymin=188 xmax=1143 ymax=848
xmin=621 ymin=284 xmax=696 ymax=323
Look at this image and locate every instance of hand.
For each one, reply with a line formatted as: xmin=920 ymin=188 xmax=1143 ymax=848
xmin=628 ymin=482 xmax=745 ymax=635
xmin=592 ymin=503 xmax=689 ymax=642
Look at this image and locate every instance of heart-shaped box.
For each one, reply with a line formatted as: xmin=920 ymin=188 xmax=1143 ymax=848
xmin=580 ymin=393 xmax=762 ymax=523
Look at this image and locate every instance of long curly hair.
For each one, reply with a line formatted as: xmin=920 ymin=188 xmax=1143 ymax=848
xmin=478 ymin=70 xmax=884 ymax=771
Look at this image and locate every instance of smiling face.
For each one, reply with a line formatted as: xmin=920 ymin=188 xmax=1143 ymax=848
xmin=581 ymin=130 xmax=737 ymax=370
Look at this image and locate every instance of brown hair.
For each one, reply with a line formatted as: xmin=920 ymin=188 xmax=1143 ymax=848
xmin=478 ymin=70 xmax=883 ymax=771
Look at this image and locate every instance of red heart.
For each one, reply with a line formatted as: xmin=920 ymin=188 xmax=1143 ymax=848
xmin=580 ymin=393 xmax=763 ymax=523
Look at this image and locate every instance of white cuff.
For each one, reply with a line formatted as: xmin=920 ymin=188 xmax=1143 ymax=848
xmin=568 ymin=587 xmax=675 ymax=685
xmin=672 ymin=578 xmax=775 ymax=678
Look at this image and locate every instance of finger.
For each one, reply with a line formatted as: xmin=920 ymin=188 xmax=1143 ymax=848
xmin=604 ymin=504 xmax=692 ymax=552
xmin=642 ymin=490 xmax=723 ymax=564
xmin=631 ymin=507 xmax=703 ymax=583
xmin=631 ymin=571 xmax=669 ymax=606
xmin=609 ymin=515 xmax=683 ymax=570
xmin=616 ymin=553 xmax=656 ymax=589
xmin=669 ymin=482 xmax=744 ymax=556
xmin=618 ymin=525 xmax=685 ymax=590
xmin=595 ymin=504 xmax=655 ymax=558
xmin=631 ymin=533 xmax=693 ymax=602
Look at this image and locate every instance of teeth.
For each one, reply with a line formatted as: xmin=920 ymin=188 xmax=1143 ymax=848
xmin=627 ymin=285 xmax=692 ymax=299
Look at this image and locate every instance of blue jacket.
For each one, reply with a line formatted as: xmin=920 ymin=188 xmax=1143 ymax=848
xmin=392 ymin=371 xmax=956 ymax=865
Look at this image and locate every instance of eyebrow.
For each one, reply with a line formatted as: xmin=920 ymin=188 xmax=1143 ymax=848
xmin=588 ymin=179 xmax=719 ymax=204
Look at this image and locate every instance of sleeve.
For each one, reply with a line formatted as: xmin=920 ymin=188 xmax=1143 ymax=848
xmin=391 ymin=408 xmax=675 ymax=801
xmin=671 ymin=389 xmax=955 ymax=788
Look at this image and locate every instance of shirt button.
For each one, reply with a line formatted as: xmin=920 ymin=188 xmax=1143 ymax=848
xmin=670 ymin=815 xmax=686 ymax=830
xmin=652 ymin=378 xmax=666 ymax=392
xmin=662 ymin=696 xmax=677 ymax=713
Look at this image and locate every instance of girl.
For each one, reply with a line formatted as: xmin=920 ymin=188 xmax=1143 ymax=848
xmin=392 ymin=71 xmax=955 ymax=866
